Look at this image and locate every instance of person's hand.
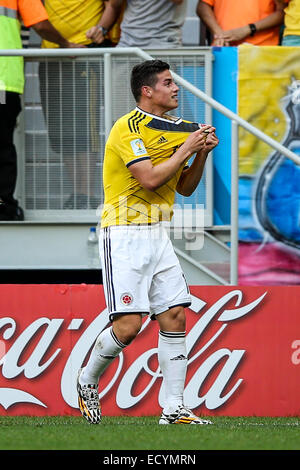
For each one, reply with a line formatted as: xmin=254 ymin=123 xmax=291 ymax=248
xmin=199 ymin=125 xmax=218 ymax=152
xmin=211 ymin=29 xmax=230 ymax=47
xmin=203 ymin=129 xmax=219 ymax=152
xmin=213 ymin=25 xmax=251 ymax=46
xmin=86 ymin=26 xmax=106 ymax=44
xmin=212 ymin=37 xmax=230 ymax=46
xmin=222 ymin=25 xmax=252 ymax=44
xmin=182 ymin=126 xmax=214 ymax=155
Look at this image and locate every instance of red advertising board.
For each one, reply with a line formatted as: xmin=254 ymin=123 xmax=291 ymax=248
xmin=0 ymin=284 xmax=299 ymax=417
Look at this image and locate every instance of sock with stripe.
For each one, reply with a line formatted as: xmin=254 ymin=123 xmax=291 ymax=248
xmin=158 ymin=330 xmax=187 ymax=414
xmin=79 ymin=326 xmax=126 ymax=386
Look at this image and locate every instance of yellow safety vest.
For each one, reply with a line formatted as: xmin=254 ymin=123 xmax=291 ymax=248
xmin=0 ymin=3 xmax=24 ymax=94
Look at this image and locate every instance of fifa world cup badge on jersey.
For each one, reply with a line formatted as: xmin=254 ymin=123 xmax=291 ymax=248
xmin=130 ymin=138 xmax=147 ymax=156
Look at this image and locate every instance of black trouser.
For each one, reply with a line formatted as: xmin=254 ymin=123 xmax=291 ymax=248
xmin=0 ymin=91 xmax=22 ymax=207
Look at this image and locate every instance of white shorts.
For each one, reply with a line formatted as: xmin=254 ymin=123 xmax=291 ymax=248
xmin=99 ymin=223 xmax=191 ymax=321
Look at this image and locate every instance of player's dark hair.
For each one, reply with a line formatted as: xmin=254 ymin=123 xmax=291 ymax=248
xmin=131 ymin=59 xmax=170 ymax=102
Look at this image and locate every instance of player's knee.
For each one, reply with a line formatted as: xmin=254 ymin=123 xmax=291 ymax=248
xmin=165 ymin=306 xmax=186 ymax=331
xmin=112 ymin=314 xmax=142 ymax=345
xmin=172 ymin=307 xmax=186 ymax=330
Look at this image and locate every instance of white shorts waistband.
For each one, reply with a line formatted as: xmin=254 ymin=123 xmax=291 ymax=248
xmin=101 ymin=222 xmax=170 ymax=231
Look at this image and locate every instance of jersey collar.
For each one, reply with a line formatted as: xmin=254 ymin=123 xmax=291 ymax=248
xmin=135 ymin=106 xmax=183 ymax=124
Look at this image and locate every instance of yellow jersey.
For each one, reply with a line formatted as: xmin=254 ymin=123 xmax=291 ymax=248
xmin=283 ymin=0 xmax=300 ymax=37
xmin=101 ymin=107 xmax=200 ymax=227
xmin=41 ymin=0 xmax=122 ymax=47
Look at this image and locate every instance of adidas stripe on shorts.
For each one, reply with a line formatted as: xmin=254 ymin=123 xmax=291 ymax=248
xmin=99 ymin=223 xmax=191 ymax=321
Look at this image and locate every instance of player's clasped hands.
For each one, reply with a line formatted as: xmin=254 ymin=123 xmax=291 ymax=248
xmin=202 ymin=125 xmax=219 ymax=152
xmin=184 ymin=125 xmax=219 ymax=155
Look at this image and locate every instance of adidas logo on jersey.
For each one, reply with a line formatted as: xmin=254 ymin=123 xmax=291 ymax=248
xmin=157 ymin=136 xmax=168 ymax=144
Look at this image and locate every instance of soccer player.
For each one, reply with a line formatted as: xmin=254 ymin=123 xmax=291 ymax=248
xmin=77 ymin=59 xmax=219 ymax=425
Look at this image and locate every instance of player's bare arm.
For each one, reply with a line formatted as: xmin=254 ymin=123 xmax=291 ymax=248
xmin=128 ymin=127 xmax=211 ymax=192
xmin=176 ymin=128 xmax=219 ymax=197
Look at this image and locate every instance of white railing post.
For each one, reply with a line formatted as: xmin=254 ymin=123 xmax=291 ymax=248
xmin=230 ymin=120 xmax=239 ymax=285
xmin=104 ymin=52 xmax=112 ymax=141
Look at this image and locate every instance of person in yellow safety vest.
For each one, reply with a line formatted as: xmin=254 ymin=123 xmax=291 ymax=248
xmin=0 ymin=0 xmax=84 ymax=221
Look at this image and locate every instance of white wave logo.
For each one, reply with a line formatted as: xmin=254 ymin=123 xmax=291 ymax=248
xmin=0 ymin=389 xmax=46 ymax=410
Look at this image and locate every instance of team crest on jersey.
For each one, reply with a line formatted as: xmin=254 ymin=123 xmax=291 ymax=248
xmin=130 ymin=138 xmax=147 ymax=156
xmin=120 ymin=292 xmax=133 ymax=306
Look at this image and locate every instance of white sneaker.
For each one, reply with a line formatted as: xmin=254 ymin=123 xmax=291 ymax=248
xmin=159 ymin=405 xmax=212 ymax=425
xmin=77 ymin=368 xmax=101 ymax=424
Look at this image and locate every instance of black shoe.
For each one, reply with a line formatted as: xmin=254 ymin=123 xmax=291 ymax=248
xmin=0 ymin=202 xmax=24 ymax=221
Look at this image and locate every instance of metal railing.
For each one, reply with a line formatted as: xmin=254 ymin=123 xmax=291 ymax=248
xmin=1 ymin=47 xmax=300 ymax=284
xmin=10 ymin=48 xmax=213 ymax=226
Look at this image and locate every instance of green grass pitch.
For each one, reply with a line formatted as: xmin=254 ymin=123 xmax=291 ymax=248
xmin=0 ymin=416 xmax=299 ymax=451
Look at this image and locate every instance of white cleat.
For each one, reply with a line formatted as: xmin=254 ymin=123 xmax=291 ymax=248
xmin=159 ymin=406 xmax=212 ymax=425
xmin=77 ymin=368 xmax=101 ymax=424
